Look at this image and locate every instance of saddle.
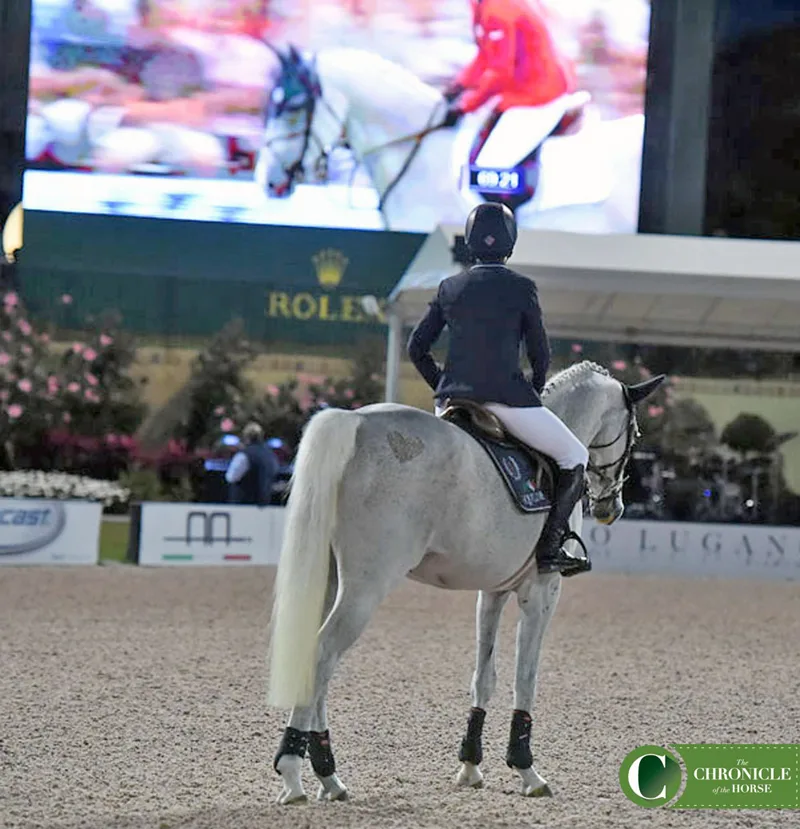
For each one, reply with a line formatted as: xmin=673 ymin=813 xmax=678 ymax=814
xmin=439 ymin=399 xmax=555 ymax=514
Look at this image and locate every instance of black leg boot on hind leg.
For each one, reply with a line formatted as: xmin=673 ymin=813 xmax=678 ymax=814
xmin=536 ymin=464 xmax=591 ymax=577
xmin=309 ymin=730 xmax=348 ymax=801
xmin=273 ymin=727 xmax=309 ymax=804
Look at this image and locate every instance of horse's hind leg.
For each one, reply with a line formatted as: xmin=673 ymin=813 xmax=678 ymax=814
xmin=273 ymin=554 xmax=339 ymax=805
xmin=456 ymin=589 xmax=511 ymax=789
xmin=507 ymin=574 xmax=561 ymax=797
xmin=275 ymin=554 xmax=406 ymax=804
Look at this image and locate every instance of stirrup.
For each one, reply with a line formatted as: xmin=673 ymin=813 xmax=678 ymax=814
xmin=537 ymin=531 xmax=591 ymax=577
xmin=558 ymin=531 xmax=592 ymax=578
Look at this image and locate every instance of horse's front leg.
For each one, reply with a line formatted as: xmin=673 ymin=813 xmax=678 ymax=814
xmin=507 ymin=574 xmax=561 ymax=797
xmin=456 ymin=589 xmax=511 ymax=789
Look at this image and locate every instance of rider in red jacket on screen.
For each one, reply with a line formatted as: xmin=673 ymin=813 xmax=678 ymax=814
xmin=443 ymin=0 xmax=581 ymax=170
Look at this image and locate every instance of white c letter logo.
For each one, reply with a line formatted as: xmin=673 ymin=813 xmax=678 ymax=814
xmin=628 ymin=754 xmax=667 ymax=800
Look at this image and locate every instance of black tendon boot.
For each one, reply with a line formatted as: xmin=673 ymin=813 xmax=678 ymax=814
xmin=536 ymin=464 xmax=591 ymax=577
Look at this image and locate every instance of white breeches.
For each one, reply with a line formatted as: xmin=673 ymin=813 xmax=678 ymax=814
xmin=435 ymin=402 xmax=588 ymax=470
xmin=474 ymin=95 xmax=572 ymax=168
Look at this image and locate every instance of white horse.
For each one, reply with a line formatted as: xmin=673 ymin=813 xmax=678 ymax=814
xmin=267 ymin=362 xmax=664 ymax=804
xmin=255 ymin=46 xmax=645 ymax=233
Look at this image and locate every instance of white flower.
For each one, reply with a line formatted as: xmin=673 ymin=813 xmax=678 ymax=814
xmin=0 ymin=471 xmax=130 ymax=507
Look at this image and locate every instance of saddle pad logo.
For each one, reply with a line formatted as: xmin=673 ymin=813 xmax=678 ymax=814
xmin=501 ymin=456 xmax=522 ymax=480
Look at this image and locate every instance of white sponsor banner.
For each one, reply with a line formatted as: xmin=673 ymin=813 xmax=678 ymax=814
xmin=137 ymin=502 xmax=285 ymax=566
xmin=584 ymin=519 xmax=800 ymax=580
xmin=0 ymin=498 xmax=101 ymax=565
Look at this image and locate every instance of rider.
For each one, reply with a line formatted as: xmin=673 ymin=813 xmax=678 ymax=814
xmin=442 ymin=0 xmax=579 ymax=168
xmin=407 ymin=202 xmax=589 ymax=576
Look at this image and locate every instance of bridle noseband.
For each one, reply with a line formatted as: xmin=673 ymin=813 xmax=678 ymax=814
xmin=586 ymin=390 xmax=640 ymax=504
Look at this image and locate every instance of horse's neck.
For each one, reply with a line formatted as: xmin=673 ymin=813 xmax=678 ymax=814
xmin=319 ymin=49 xmax=441 ymax=147
xmin=545 ymin=383 xmax=606 ymax=447
xmin=317 ymin=49 xmax=466 ymax=229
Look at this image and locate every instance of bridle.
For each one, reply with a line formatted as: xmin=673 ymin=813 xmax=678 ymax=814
xmin=262 ymin=50 xmax=446 ymax=211
xmin=586 ymin=389 xmax=640 ymax=505
xmin=261 ymin=71 xmax=333 ymax=194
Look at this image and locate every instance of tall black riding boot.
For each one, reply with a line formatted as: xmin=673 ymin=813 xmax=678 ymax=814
xmin=536 ymin=464 xmax=589 ymax=575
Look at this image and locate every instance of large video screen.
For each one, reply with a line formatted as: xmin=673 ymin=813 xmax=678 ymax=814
xmin=24 ymin=0 xmax=650 ymax=234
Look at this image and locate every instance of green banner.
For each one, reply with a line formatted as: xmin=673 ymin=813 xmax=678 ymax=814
xmin=620 ymin=744 xmax=800 ymax=809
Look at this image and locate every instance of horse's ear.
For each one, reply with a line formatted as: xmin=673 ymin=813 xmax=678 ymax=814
xmin=288 ymin=43 xmax=303 ymax=65
xmin=625 ymin=374 xmax=666 ymax=405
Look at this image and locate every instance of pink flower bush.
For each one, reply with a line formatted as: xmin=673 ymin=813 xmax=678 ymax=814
xmin=61 ymin=293 xmax=73 ymax=305
xmin=17 ymin=320 xmax=32 ymax=336
xmin=612 ymin=360 xmax=627 ymax=371
xmin=85 ymin=373 xmax=99 ymax=387
xmin=266 ymin=384 xmax=279 ymax=397
xmin=17 ymin=379 xmax=32 ymax=393
xmin=214 ymin=405 xmax=225 ymax=415
xmin=0 ymin=352 xmax=9 ymax=366
xmin=67 ymin=382 xmax=80 ymax=394
xmin=21 ymin=344 xmax=32 ymax=356
xmin=1 ymin=331 xmax=11 ymax=342
xmin=571 ymin=343 xmax=583 ymax=354
xmin=83 ymin=348 xmax=98 ymax=362
xmin=99 ymin=334 xmax=114 ymax=347
xmin=220 ymin=418 xmax=235 ymax=432
xmin=84 ymin=389 xmax=99 ymax=403
xmin=648 ymin=405 xmax=664 ymax=418
xmin=72 ymin=343 xmax=84 ymax=353
xmin=7 ymin=404 xmax=23 ymax=420
xmin=4 ymin=292 xmax=19 ymax=308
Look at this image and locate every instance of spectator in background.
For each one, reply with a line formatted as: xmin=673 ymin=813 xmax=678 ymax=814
xmin=225 ymin=421 xmax=279 ymax=505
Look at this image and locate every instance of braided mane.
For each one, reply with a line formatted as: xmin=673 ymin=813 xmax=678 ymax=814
xmin=542 ymin=361 xmax=610 ymax=397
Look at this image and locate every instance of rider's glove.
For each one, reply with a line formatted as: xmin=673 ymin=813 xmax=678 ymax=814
xmin=442 ymin=107 xmax=463 ymax=128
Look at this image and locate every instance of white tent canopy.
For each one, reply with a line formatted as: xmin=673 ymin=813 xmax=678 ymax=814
xmin=384 ymin=226 xmax=800 ymax=401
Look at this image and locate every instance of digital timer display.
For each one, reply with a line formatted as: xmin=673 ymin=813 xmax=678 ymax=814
xmin=468 ymin=166 xmax=524 ymax=194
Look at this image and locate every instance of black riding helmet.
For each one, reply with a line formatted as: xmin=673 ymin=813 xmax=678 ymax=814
xmin=464 ymin=202 xmax=518 ymax=261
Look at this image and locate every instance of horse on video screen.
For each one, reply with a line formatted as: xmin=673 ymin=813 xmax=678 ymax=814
xmin=255 ymin=45 xmax=645 ymax=233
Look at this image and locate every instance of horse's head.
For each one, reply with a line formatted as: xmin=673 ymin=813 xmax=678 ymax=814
xmin=258 ymin=44 xmax=331 ymax=197
xmin=585 ymin=371 xmax=665 ymax=526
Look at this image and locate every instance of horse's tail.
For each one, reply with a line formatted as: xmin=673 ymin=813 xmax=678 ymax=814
xmin=267 ymin=407 xmax=362 ymax=708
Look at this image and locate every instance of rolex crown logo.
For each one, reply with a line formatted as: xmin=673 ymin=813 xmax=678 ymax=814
xmin=313 ymin=248 xmax=348 ymax=289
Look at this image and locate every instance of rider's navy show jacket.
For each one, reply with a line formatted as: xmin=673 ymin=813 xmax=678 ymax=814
xmin=407 ymin=264 xmax=550 ymax=408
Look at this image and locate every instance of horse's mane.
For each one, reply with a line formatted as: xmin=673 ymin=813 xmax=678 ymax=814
xmin=316 ymin=47 xmax=441 ymax=107
xmin=542 ymin=361 xmax=611 ymax=397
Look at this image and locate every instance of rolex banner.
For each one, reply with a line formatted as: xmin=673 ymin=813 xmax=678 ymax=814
xmin=20 ymin=212 xmax=425 ymax=345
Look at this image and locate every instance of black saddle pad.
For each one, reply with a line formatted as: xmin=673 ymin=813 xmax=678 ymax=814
xmin=446 ymin=412 xmax=554 ymax=513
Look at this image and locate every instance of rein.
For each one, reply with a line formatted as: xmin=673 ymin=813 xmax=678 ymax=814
xmin=586 ymin=393 xmax=640 ymax=502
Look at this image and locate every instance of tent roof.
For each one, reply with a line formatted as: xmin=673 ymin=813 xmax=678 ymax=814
xmin=388 ymin=226 xmax=800 ymax=351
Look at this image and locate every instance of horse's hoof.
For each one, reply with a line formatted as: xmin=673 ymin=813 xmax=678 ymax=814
xmin=522 ymin=783 xmax=552 ymax=798
xmin=456 ymin=762 xmax=484 ymax=788
xmin=277 ymin=789 xmax=308 ymax=805
xmin=316 ymin=774 xmax=348 ymax=801
xmin=317 ymin=785 xmax=349 ymax=802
